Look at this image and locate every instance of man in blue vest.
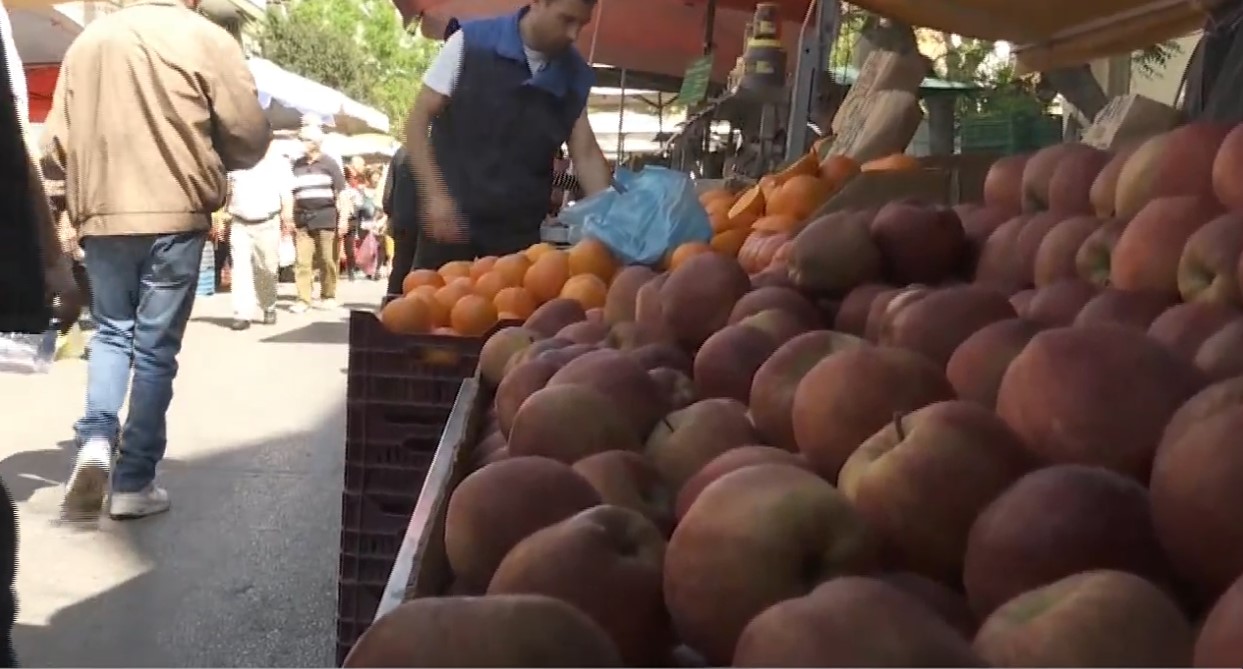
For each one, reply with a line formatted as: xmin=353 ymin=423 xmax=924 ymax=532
xmin=404 ymin=0 xmax=612 ymax=268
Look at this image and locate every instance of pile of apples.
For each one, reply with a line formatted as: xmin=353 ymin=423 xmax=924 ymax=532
xmin=343 ymin=122 xmax=1243 ymax=668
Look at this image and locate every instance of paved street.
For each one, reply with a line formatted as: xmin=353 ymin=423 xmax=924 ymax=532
xmin=1 ymin=277 xmax=387 ymax=667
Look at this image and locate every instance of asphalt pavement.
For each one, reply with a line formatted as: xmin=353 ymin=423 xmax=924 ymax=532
xmin=0 ymin=277 xmax=386 ymax=667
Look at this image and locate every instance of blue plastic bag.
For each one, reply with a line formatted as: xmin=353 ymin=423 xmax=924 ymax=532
xmin=560 ymin=167 xmax=713 ymax=266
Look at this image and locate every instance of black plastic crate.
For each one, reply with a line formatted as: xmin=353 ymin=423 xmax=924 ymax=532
xmin=347 ymin=311 xmax=486 ymax=402
xmin=340 ymin=490 xmax=416 ymax=558
xmin=337 ymin=490 xmax=421 ymax=664
xmin=336 ymin=579 xmax=385 ymax=666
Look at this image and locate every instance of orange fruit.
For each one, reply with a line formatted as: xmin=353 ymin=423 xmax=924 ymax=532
xmin=819 ymin=154 xmax=860 ymax=187
xmin=494 ymin=286 xmax=538 ymax=320
xmin=470 ymin=256 xmax=498 ymax=280
xmin=433 ymin=281 xmax=473 ymax=312
xmin=493 ymin=254 xmax=532 ymax=286
xmin=439 ymin=260 xmax=472 ymax=281
xmin=711 ymin=228 xmax=749 ymax=257
xmin=450 ymin=294 xmax=499 ymax=337
xmin=666 ymin=241 xmax=712 ymax=270
xmin=766 ymin=174 xmax=832 ymax=221
xmin=524 ymin=250 xmax=571 ymax=303
xmin=473 ymin=271 xmax=512 ymax=300
xmin=401 ymin=269 xmax=444 ymax=294
xmin=378 ymin=295 xmax=432 ymax=334
xmin=752 ymin=213 xmax=801 ymax=234
xmin=524 ymin=242 xmax=557 ymax=262
xmin=560 ymin=274 xmax=608 ymax=310
xmin=698 ymin=188 xmax=735 ymax=207
xmin=567 ymin=237 xmax=619 ymax=281
xmin=862 ymin=153 xmax=921 ymax=172
xmin=727 ymin=184 xmax=765 ymax=228
xmin=409 ymin=285 xmax=449 ymax=326
xmin=433 ymin=326 xmax=460 ymax=336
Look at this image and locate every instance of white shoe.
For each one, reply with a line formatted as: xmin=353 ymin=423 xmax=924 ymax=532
xmin=62 ymin=438 xmax=111 ymax=515
xmin=109 ymin=484 xmax=170 ymax=520
xmin=317 ymin=299 xmax=339 ymax=310
xmin=289 ymin=302 xmax=310 ymax=314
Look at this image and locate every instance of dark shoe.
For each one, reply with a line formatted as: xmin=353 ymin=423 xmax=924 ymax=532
xmin=230 ymin=319 xmax=251 ymax=331
xmin=262 ymin=309 xmax=277 ymax=325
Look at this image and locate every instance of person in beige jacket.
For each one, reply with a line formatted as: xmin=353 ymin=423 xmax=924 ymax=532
xmin=40 ymin=0 xmax=271 ymax=521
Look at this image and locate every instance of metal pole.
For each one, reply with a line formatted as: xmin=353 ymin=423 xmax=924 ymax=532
xmin=784 ymin=0 xmax=840 ymax=161
xmin=617 ymin=68 xmax=627 ymax=165
xmin=704 ymin=0 xmax=716 ymax=55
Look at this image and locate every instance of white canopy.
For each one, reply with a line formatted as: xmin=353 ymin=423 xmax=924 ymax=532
xmin=8 ymin=2 xmax=84 ymax=64
xmin=247 ymin=57 xmax=390 ymax=134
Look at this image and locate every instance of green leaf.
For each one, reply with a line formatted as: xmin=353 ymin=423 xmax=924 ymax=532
xmin=254 ymin=0 xmax=441 ymax=141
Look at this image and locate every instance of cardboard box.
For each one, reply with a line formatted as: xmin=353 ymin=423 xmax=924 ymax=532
xmin=831 ymin=50 xmax=930 ymax=136
xmin=833 ymin=90 xmax=924 ymax=164
xmin=811 ymin=168 xmax=953 ymax=217
xmin=1081 ymin=94 xmax=1180 ymax=150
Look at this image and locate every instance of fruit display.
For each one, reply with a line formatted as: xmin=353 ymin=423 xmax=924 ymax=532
xmin=378 ymin=239 xmax=619 ymax=336
xmin=347 ymin=121 xmax=1243 ymax=668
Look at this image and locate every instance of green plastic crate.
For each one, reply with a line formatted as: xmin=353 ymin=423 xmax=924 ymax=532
xmin=960 ymin=114 xmax=1064 ymax=156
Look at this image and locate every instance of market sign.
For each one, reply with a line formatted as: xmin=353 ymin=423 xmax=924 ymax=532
xmin=678 ymin=55 xmax=714 ymax=108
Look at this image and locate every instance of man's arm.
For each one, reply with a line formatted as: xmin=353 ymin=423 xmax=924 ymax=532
xmin=567 ymin=112 xmax=612 ymax=196
xmin=381 ymin=151 xmax=399 ymax=216
xmin=329 ymin=161 xmax=353 ymax=229
xmin=404 ymin=31 xmax=462 ymax=203
xmin=203 ymin=27 xmax=272 ymax=171
xmin=37 ymin=60 xmax=68 ymax=183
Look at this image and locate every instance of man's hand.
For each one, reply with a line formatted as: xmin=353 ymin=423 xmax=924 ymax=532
xmin=45 ymin=256 xmax=84 ymax=334
xmin=423 ymin=193 xmax=467 ymax=243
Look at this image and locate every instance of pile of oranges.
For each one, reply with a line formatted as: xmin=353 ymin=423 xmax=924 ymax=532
xmin=379 ymin=238 xmax=621 ymax=336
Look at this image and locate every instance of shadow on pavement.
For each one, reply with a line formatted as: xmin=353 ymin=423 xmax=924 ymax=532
xmin=10 ymin=401 xmax=344 ymax=668
xmin=0 ymin=440 xmax=76 ymax=504
xmin=261 ymin=321 xmax=349 ymax=346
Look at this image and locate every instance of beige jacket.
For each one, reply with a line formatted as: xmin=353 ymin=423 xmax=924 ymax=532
xmin=40 ymin=0 xmax=271 ymax=237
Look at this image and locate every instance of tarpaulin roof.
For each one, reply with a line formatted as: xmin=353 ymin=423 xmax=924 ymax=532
xmin=397 ymin=0 xmax=1211 ymax=78
xmin=842 ymin=0 xmax=1210 ymax=73
xmin=398 ymin=0 xmax=808 ymax=82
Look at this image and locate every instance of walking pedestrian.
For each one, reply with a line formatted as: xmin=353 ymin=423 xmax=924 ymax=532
xmin=290 ymin=125 xmax=351 ymax=312
xmin=403 ymin=0 xmax=613 ymax=269
xmin=227 ymin=143 xmax=294 ymax=330
xmin=40 ymin=0 xmax=271 ymax=520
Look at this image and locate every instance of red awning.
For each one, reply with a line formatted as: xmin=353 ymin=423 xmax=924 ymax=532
xmin=24 ymin=64 xmax=59 ymax=124
xmin=397 ymin=0 xmax=809 ymax=82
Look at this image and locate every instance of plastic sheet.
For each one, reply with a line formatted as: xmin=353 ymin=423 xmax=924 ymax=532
xmin=560 ymin=167 xmax=712 ymax=266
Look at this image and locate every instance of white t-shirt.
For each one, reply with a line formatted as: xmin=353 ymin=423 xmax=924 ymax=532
xmin=227 ymin=153 xmax=295 ymax=222
xmin=422 ymin=30 xmax=550 ymax=97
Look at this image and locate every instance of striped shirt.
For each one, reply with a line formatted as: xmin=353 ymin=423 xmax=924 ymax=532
xmin=291 ymin=154 xmax=345 ymax=230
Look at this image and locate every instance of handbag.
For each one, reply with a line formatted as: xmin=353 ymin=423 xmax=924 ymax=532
xmin=278 ymin=234 xmax=296 ymax=268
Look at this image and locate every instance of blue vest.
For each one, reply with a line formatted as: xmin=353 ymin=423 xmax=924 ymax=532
xmin=432 ymin=9 xmax=593 ymax=232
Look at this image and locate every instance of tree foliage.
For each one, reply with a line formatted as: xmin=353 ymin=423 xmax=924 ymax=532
xmin=256 ymin=0 xmax=440 ymax=139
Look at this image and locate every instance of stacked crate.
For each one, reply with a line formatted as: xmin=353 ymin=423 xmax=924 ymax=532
xmin=335 ymin=311 xmax=488 ymax=665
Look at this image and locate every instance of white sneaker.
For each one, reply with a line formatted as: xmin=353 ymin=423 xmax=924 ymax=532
xmin=317 ymin=299 xmax=339 ymax=310
xmin=62 ymin=438 xmax=111 ymax=515
xmin=109 ymin=484 xmax=170 ymax=520
xmin=289 ymin=302 xmax=310 ymax=314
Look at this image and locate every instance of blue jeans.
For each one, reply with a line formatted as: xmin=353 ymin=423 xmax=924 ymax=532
xmin=74 ymin=232 xmax=206 ymax=493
